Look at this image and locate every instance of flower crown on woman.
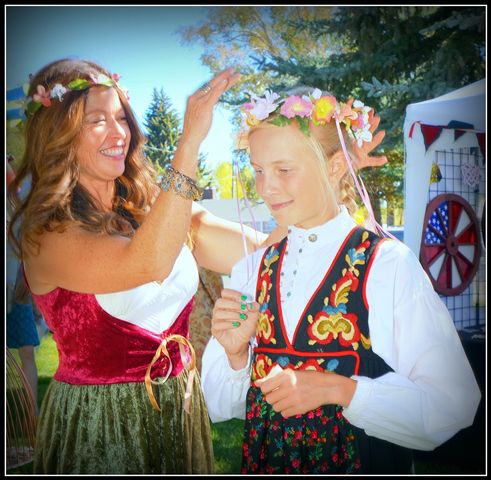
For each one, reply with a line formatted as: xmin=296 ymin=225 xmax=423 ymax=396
xmin=24 ymin=72 xmax=128 ymax=116
xmin=238 ymin=88 xmax=373 ymax=148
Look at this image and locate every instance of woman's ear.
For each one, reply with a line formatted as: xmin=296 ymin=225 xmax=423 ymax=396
xmin=329 ymin=151 xmax=348 ymax=182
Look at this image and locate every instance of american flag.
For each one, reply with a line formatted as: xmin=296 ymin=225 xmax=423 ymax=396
xmin=425 ymin=201 xmax=448 ymax=244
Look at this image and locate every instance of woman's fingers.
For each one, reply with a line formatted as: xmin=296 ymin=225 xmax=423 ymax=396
xmin=369 ymin=112 xmax=381 ymax=133
xmin=190 ymin=69 xmax=240 ymax=102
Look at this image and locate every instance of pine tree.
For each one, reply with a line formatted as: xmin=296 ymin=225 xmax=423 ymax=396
xmin=143 ymin=88 xmax=181 ymax=174
xmin=143 ymin=88 xmax=212 ymax=186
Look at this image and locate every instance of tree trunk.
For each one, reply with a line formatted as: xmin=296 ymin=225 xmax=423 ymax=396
xmin=372 ymin=198 xmax=382 ymax=225
xmin=387 ymin=207 xmax=394 ymax=227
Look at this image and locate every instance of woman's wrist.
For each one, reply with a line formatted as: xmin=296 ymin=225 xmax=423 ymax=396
xmin=172 ymin=140 xmax=200 ymax=179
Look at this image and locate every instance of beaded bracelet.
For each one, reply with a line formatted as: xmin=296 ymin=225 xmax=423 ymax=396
xmin=159 ymin=165 xmax=203 ymax=201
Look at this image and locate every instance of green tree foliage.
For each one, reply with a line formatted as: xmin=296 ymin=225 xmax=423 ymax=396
xmin=179 ymin=6 xmax=336 ymax=108
xmin=143 ymin=87 xmax=211 ymax=186
xmin=280 ymin=6 xmax=485 ymax=149
xmin=179 ymin=6 xmax=485 ymax=223
xmin=143 ymin=88 xmax=181 ymax=173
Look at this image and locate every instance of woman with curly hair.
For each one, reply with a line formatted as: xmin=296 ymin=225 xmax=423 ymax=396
xmin=8 ymin=60 xmax=388 ymax=474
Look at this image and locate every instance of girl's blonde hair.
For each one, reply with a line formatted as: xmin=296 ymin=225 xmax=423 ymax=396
xmin=248 ymin=86 xmax=359 ymax=215
xmin=7 ymin=58 xmax=160 ymax=259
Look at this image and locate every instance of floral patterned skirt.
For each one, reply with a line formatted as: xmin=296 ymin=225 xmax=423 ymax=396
xmin=34 ymin=370 xmax=214 ymax=474
xmin=241 ymin=386 xmax=361 ymax=474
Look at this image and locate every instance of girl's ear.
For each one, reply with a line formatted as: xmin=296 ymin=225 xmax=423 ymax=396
xmin=329 ymin=151 xmax=348 ymax=182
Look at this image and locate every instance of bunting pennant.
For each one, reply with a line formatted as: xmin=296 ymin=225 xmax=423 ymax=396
xmin=410 ymin=120 xmax=484 ymax=158
xmin=454 ymin=130 xmax=467 ymax=141
xmin=447 ymin=120 xmax=474 ymax=130
xmin=420 ymin=124 xmax=444 ymax=151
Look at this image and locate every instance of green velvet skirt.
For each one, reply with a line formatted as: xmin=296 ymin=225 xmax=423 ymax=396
xmin=33 ymin=370 xmax=214 ymax=474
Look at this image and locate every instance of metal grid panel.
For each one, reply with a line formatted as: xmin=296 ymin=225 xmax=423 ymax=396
xmin=428 ymin=148 xmax=485 ymax=330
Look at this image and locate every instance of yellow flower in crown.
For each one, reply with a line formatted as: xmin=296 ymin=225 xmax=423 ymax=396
xmin=238 ymin=87 xmax=375 ymax=145
xmin=311 ymin=92 xmax=337 ymax=126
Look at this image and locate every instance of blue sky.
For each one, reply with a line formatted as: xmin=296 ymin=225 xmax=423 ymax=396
xmin=6 ymin=5 xmax=235 ymax=169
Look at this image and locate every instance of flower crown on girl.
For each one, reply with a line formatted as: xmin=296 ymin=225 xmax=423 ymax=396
xmin=25 ymin=72 xmax=128 ymax=116
xmin=236 ymin=87 xmax=396 ymax=241
xmin=238 ymin=88 xmax=373 ymax=149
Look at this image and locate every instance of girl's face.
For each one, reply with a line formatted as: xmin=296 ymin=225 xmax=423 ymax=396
xmin=249 ymin=124 xmax=339 ymax=229
xmin=76 ymin=86 xmax=131 ymax=186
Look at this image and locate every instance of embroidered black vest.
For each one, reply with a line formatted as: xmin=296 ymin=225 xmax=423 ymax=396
xmin=241 ymin=227 xmax=413 ymax=474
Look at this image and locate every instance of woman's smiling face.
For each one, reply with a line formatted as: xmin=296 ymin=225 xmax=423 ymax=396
xmin=76 ymin=86 xmax=131 ymax=186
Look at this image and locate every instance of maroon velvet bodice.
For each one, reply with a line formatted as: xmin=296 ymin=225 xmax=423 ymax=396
xmin=31 ymin=287 xmax=193 ymax=385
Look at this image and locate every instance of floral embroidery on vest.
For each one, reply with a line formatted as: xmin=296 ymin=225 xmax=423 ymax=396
xmin=241 ymin=227 xmax=396 ymax=474
xmin=256 ymin=247 xmax=280 ymax=350
xmin=307 ymin=230 xmax=372 ymax=350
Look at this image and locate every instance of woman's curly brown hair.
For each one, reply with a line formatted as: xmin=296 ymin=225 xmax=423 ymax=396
xmin=8 ymin=58 xmax=160 ymax=259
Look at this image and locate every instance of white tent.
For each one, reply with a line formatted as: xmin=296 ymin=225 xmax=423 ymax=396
xmin=403 ymin=79 xmax=485 ymax=256
xmin=403 ymin=79 xmax=485 ymax=330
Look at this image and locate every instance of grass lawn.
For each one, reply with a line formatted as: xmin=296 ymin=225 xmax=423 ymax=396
xmin=8 ymin=333 xmax=483 ymax=474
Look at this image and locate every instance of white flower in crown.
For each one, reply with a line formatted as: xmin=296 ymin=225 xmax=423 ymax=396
xmin=50 ymin=83 xmax=68 ymax=101
xmin=309 ymin=88 xmax=323 ymax=101
xmin=354 ymin=127 xmax=373 ymax=147
xmin=89 ymin=73 xmax=113 ymax=85
xmin=241 ymin=90 xmax=281 ymax=128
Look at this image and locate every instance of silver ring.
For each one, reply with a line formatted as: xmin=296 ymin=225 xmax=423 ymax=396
xmin=200 ymin=82 xmax=212 ymax=95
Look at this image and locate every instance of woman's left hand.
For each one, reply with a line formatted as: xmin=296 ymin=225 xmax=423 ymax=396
xmin=256 ymin=368 xmax=357 ymax=418
xmin=180 ymin=69 xmax=241 ymax=150
xmin=353 ymin=108 xmax=387 ymax=169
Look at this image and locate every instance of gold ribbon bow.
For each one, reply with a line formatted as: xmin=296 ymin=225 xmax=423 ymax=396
xmin=144 ymin=334 xmax=196 ymax=414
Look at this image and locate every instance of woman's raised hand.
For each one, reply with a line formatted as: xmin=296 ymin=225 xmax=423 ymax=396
xmin=211 ymin=288 xmax=259 ymax=363
xmin=180 ymin=69 xmax=241 ymax=150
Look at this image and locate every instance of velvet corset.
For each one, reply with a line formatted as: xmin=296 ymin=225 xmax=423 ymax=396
xmin=31 ymin=287 xmax=194 ymax=385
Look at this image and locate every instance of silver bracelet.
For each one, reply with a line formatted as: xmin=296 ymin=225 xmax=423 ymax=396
xmin=159 ymin=165 xmax=203 ymax=201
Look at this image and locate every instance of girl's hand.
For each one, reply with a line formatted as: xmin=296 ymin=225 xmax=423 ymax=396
xmin=256 ymin=368 xmax=357 ymax=418
xmin=180 ymin=69 xmax=241 ymax=150
xmin=211 ymin=288 xmax=259 ymax=368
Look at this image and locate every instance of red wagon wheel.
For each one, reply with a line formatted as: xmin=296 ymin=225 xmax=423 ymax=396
xmin=420 ymin=193 xmax=481 ymax=296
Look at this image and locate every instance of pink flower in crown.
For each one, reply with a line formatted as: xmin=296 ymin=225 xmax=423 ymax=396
xmin=32 ymin=85 xmax=52 ymax=107
xmin=337 ymin=100 xmax=358 ymax=124
xmin=280 ymin=95 xmax=313 ymax=119
xmin=112 ymin=73 xmax=120 ymax=82
xmin=350 ymin=113 xmax=365 ymax=131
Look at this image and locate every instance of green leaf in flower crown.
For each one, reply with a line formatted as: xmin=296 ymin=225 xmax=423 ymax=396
xmin=267 ymin=115 xmax=291 ymax=127
xmin=67 ymin=79 xmax=92 ymax=90
xmin=296 ymin=116 xmax=311 ymax=137
xmin=26 ymin=100 xmax=42 ymax=115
